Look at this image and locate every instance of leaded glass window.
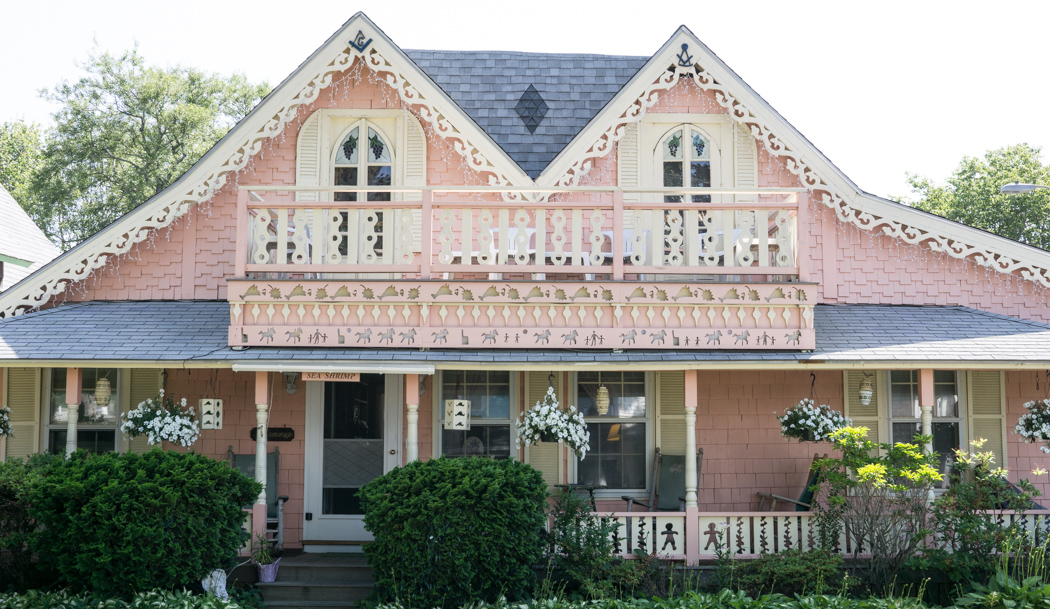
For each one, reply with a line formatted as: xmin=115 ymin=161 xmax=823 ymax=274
xmin=662 ymin=126 xmax=711 ymax=203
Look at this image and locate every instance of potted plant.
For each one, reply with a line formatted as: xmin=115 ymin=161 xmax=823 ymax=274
xmin=515 ymin=384 xmax=590 ymax=459
xmin=776 ymin=398 xmax=851 ymax=443
xmin=1015 ymin=398 xmax=1050 ymax=453
xmin=251 ymin=533 xmax=281 ymax=583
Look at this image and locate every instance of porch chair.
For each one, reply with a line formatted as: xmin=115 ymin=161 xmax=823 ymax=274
xmin=756 ymin=452 xmax=825 ymax=511
xmin=228 ymin=445 xmax=289 ymax=550
xmin=622 ymin=446 xmax=704 ymax=512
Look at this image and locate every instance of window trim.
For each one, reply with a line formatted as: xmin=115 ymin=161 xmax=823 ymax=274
xmin=432 ymin=370 xmax=519 ymax=460
xmin=43 ymin=368 xmax=124 ymax=454
xmin=569 ymin=371 xmax=654 ymax=498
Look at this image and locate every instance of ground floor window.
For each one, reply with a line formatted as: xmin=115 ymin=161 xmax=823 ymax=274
xmin=575 ymin=371 xmax=648 ymax=490
xmin=889 ymin=370 xmax=961 ymax=485
xmin=440 ymin=371 xmax=513 ymax=458
xmin=47 ymin=368 xmax=121 ymax=454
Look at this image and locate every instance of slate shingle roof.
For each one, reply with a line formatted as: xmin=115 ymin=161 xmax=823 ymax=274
xmin=0 ymin=185 xmax=60 ymax=292
xmin=405 ymin=50 xmax=647 ymax=178
xmin=2 ymin=301 xmax=1048 ymax=365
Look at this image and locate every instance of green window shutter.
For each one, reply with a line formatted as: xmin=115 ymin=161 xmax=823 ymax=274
xmin=125 ymin=369 xmax=161 ymax=454
xmin=844 ymin=371 xmax=883 ymax=445
xmin=4 ymin=368 xmax=41 ymax=459
xmin=967 ymin=371 xmax=1007 ymax=470
xmin=656 ymin=371 xmax=686 ymax=455
xmin=524 ymin=371 xmax=563 ymax=486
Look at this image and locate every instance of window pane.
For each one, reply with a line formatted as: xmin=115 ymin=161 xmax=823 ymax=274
xmin=443 ymin=371 xmax=511 ymax=420
xmin=366 ymin=128 xmax=391 ymax=163
xmin=892 ymin=421 xmax=921 ymax=446
xmin=51 ymin=369 xmax=119 ymax=425
xmin=932 ymin=422 xmax=959 ymax=468
xmin=690 ymin=161 xmax=711 ymax=203
xmin=366 ymin=166 xmax=392 ymax=202
xmin=334 ymin=167 xmax=358 ymax=202
xmin=579 ymin=422 xmax=645 ymax=489
xmin=578 ymin=371 xmax=646 ymax=418
xmin=324 ymin=375 xmax=384 ymax=440
xmin=691 ymin=132 xmax=708 ymax=159
xmin=890 ymin=371 xmax=918 ymax=418
xmin=335 ymin=127 xmax=359 ymax=164
xmin=441 ymin=426 xmax=511 ymax=459
xmin=934 ymin=372 xmax=958 ymax=418
xmin=49 ymin=430 xmax=116 ymax=455
xmin=322 ymin=488 xmax=362 ymax=515
xmin=663 ymin=130 xmax=683 ymax=160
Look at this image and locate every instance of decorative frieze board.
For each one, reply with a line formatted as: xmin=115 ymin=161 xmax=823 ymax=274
xmin=228 ymin=280 xmax=816 ymax=350
xmin=0 ymin=13 xmax=530 ymax=319
xmin=538 ymin=28 xmax=1050 ymax=291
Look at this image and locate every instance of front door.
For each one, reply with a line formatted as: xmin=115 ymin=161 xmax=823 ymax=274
xmin=303 ymin=374 xmax=402 ymax=547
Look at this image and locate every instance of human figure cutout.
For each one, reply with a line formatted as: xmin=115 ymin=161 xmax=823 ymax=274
xmin=661 ymin=523 xmax=679 ymax=551
xmin=704 ymin=522 xmax=721 ymax=551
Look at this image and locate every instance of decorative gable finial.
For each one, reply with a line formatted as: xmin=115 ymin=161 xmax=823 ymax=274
xmin=350 ymin=30 xmax=373 ymax=53
xmin=676 ymin=43 xmax=694 ymax=67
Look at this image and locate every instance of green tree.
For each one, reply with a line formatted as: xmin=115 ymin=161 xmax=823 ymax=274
xmin=907 ymin=143 xmax=1050 ymax=250
xmin=0 ymin=120 xmax=44 ymax=213
xmin=33 ymin=48 xmax=270 ymax=248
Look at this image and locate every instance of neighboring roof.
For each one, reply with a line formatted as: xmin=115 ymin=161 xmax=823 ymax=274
xmin=406 ymin=50 xmax=646 ymax=178
xmin=0 ymin=185 xmax=59 ymax=292
xmin=2 ymin=301 xmax=1048 ymax=366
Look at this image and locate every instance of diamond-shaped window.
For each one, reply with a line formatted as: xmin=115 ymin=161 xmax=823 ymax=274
xmin=514 ymin=85 xmax=548 ymax=134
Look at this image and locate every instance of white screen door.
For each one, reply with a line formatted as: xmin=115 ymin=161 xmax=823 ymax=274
xmin=304 ymin=374 xmax=401 ymax=546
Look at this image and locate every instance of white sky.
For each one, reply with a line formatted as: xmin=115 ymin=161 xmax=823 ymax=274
xmin=2 ymin=0 xmax=1049 ymax=200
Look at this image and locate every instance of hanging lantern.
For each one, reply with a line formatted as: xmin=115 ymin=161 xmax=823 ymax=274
xmin=858 ymin=375 xmax=874 ymax=406
xmin=95 ymin=377 xmax=112 ymax=408
xmin=596 ymin=385 xmax=610 ymax=416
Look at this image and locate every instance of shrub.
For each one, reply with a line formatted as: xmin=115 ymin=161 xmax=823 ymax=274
xmin=541 ymin=488 xmax=619 ymax=598
xmin=0 ymin=589 xmax=247 ymax=608
xmin=360 ymin=456 xmax=548 ymax=609
xmin=0 ymin=453 xmax=61 ymax=590
xmin=732 ymin=548 xmax=845 ymax=598
xmin=27 ymin=450 xmax=261 ymax=598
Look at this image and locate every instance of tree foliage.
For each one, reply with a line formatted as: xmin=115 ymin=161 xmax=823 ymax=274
xmin=0 ymin=120 xmax=44 ymax=212
xmin=30 ymin=48 xmax=269 ymax=249
xmin=907 ymin=143 xmax=1050 ymax=250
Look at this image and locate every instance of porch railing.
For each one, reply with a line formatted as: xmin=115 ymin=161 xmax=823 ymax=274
xmin=235 ymin=187 xmax=806 ymax=280
xmin=594 ymin=509 xmax=1050 ymax=564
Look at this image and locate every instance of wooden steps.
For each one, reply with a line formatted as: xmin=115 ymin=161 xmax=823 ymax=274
xmin=256 ymin=553 xmax=373 ymax=609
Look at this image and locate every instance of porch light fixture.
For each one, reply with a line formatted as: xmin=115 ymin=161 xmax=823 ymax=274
xmin=596 ymin=385 xmax=610 ymax=415
xmin=94 ymin=376 xmax=112 ymax=408
xmin=1000 ymin=182 xmax=1050 ymax=194
xmin=858 ymin=374 xmax=874 ymax=406
xmin=284 ymin=372 xmax=299 ymax=395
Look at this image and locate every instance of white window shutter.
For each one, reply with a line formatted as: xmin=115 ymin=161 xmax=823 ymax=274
xmin=734 ymin=123 xmax=757 ymax=203
xmin=618 ymin=123 xmax=640 ymax=203
xmin=4 ymin=368 xmax=41 ymax=460
xmin=125 ymin=369 xmax=162 ymax=454
xmin=295 ymin=112 xmax=322 ymax=203
xmin=656 ymin=371 xmax=685 ymax=455
xmin=523 ymin=371 xmax=563 ymax=485
xmin=402 ymin=116 xmax=427 ymax=252
xmin=844 ymin=371 xmax=883 ymax=445
xmin=967 ymin=371 xmax=1007 ymax=470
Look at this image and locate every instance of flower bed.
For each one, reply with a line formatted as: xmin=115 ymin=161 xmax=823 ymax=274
xmin=0 ymin=589 xmax=246 ymax=608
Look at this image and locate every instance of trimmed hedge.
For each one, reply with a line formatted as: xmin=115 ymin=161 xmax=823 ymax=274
xmin=27 ymin=450 xmax=261 ymax=598
xmin=360 ymin=457 xmax=548 ymax=608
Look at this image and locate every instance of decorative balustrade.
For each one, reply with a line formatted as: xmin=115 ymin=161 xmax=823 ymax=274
xmin=594 ymin=510 xmax=1050 ymax=564
xmin=235 ymin=187 xmax=806 ymax=280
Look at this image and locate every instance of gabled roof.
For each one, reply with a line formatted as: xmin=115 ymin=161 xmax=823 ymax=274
xmin=1 ymin=301 xmax=1048 ymax=366
xmin=0 ymin=185 xmax=59 ymax=292
xmin=407 ymin=50 xmax=646 ymax=178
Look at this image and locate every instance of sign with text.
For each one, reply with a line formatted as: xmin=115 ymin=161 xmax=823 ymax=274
xmin=302 ymin=371 xmax=360 ymax=382
xmin=250 ymin=427 xmax=296 ymax=442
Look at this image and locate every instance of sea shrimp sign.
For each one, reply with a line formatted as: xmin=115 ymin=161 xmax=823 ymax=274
xmin=302 ymin=372 xmax=361 ymax=382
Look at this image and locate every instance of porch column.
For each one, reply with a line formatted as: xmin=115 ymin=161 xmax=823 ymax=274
xmin=254 ymin=372 xmax=269 ymax=506
xmin=405 ymin=374 xmax=420 ymax=462
xmin=918 ymin=369 xmax=936 ymax=503
xmin=64 ymin=368 xmax=82 ymax=455
xmin=683 ymin=370 xmax=699 ymax=508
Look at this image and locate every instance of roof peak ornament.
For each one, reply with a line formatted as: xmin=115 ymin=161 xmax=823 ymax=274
xmin=676 ymin=43 xmax=694 ymax=67
xmin=350 ymin=30 xmax=373 ymax=53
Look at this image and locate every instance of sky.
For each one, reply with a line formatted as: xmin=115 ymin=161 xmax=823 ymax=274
xmin=3 ymin=0 xmax=1049 ymax=201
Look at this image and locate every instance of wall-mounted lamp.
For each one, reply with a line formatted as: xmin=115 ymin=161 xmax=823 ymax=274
xmin=858 ymin=374 xmax=874 ymax=406
xmin=95 ymin=376 xmax=112 ymax=408
xmin=596 ymin=385 xmax=610 ymax=415
xmin=284 ymin=372 xmax=299 ymax=395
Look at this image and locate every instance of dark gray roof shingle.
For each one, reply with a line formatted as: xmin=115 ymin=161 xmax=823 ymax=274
xmin=405 ymin=50 xmax=647 ymax=178
xmin=2 ymin=301 xmax=1049 ymax=365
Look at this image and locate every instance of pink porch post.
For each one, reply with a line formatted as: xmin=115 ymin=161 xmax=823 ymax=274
xmin=405 ymin=374 xmax=420 ymax=462
xmin=64 ymin=368 xmax=82 ymax=455
xmin=252 ymin=371 xmax=269 ymax=541
xmin=684 ymin=369 xmax=700 ymax=564
xmin=918 ymin=369 xmax=936 ymax=502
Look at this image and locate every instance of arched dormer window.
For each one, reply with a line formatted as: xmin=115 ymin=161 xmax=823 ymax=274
xmin=661 ymin=126 xmax=711 ymax=202
xmin=334 ymin=121 xmax=393 ymax=203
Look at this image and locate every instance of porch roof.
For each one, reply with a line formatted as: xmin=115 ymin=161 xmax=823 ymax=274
xmin=1 ymin=300 xmax=1048 ymax=367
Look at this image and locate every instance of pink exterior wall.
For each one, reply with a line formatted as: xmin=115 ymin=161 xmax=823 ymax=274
xmin=1007 ymin=371 xmax=1050 ymax=499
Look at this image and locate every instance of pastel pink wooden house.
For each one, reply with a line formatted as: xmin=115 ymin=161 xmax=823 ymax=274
xmin=2 ymin=13 xmax=1050 ymax=563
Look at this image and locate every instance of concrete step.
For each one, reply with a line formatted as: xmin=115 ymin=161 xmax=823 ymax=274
xmin=277 ymin=563 xmax=374 ymax=583
xmin=257 ymin=581 xmax=372 ymax=603
xmin=263 ymin=601 xmax=359 ymax=609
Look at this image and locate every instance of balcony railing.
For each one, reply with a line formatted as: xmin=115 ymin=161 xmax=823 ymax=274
xmin=234 ymin=186 xmax=807 ymax=281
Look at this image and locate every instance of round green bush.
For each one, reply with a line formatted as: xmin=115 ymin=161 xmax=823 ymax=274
xmin=27 ymin=450 xmax=261 ymax=598
xmin=360 ymin=456 xmax=548 ymax=608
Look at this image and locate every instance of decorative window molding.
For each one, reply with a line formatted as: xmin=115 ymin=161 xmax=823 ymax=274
xmin=0 ymin=18 xmax=527 ymax=318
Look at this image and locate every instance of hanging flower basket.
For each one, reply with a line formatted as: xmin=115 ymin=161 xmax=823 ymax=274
xmin=515 ymin=385 xmax=590 ymax=459
xmin=0 ymin=405 xmax=13 ymax=438
xmin=120 ymin=389 xmax=200 ymax=446
xmin=1016 ymin=399 xmax=1050 ymax=453
xmin=776 ymin=398 xmax=851 ymax=443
